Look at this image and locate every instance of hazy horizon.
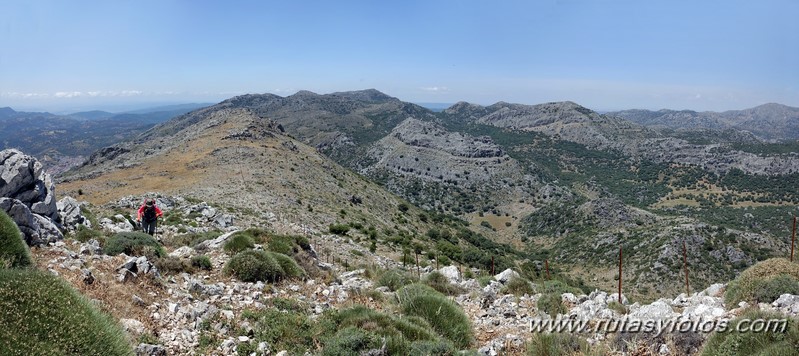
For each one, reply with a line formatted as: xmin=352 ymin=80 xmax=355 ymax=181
xmin=2 ymin=1 xmax=797 ymax=112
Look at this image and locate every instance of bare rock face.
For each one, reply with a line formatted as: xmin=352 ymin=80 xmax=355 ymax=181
xmin=0 ymin=149 xmax=63 ymax=245
xmin=57 ymin=196 xmax=91 ymax=231
xmin=0 ymin=197 xmax=63 ymax=245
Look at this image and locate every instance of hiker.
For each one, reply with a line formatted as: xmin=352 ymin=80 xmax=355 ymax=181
xmin=136 ymin=199 xmax=163 ymax=236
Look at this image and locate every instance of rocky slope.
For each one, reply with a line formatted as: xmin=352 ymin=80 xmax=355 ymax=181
xmin=362 ymin=118 xmax=540 ymax=215
xmin=58 ymin=107 xmax=435 ymax=238
xmin=444 ymin=100 xmax=799 ymax=176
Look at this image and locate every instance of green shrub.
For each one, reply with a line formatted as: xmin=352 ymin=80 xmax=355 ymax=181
xmin=225 ymin=250 xmax=283 ymax=283
xmin=269 ymin=252 xmax=305 ymax=279
xmin=396 ymin=284 xmax=473 ymax=348
xmin=267 ymin=235 xmax=294 ymax=255
xmin=0 ymin=210 xmax=32 ymax=268
xmin=377 ymin=269 xmax=416 ymax=291
xmin=223 ymin=233 xmax=255 ymax=255
xmin=753 ymin=275 xmax=799 ymax=305
xmin=423 ymin=271 xmax=464 ymax=296
xmin=702 ymin=309 xmax=799 ymax=356
xmin=502 ymin=276 xmax=535 ymax=296
xmin=0 ymin=269 xmax=133 ymax=355
xmin=73 ymin=224 xmax=104 ymax=243
xmin=329 ymin=224 xmax=350 ymax=235
xmin=224 ymin=250 xmax=304 ymax=283
xmin=269 ymin=297 xmax=306 ymax=312
xmin=322 ymin=326 xmax=381 ymax=356
xmin=241 ymin=308 xmax=316 ymax=354
xmin=191 ymin=255 xmax=212 ymax=271
xmin=537 ymin=293 xmax=567 ymax=318
xmin=103 ymin=232 xmax=164 ymax=258
xmin=320 ymin=305 xmax=452 ymax=355
xmin=725 ymin=258 xmax=799 ymax=306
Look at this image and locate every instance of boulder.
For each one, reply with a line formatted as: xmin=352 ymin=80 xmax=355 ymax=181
xmin=0 ymin=149 xmax=58 ymax=221
xmin=100 ymin=216 xmax=134 ymax=233
xmin=629 ymin=300 xmax=678 ymax=320
xmin=135 ymin=344 xmax=167 ymax=356
xmin=438 ymin=265 xmax=461 ymax=283
xmin=494 ymin=268 xmax=520 ymax=284
xmin=0 ymin=197 xmax=40 ymax=244
xmin=33 ymin=213 xmax=63 ymax=243
xmin=195 ymin=230 xmax=239 ymax=250
xmin=57 ymin=196 xmax=91 ymax=230
xmin=79 ymin=239 xmax=102 ymax=255
xmin=169 ymin=246 xmax=195 ymax=258
xmin=701 ymin=283 xmax=725 ymax=298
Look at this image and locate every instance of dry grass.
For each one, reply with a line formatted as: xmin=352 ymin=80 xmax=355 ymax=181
xmin=31 ymin=247 xmax=166 ymax=334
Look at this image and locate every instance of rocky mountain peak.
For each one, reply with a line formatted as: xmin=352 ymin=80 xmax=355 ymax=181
xmin=290 ymin=90 xmax=320 ymax=98
xmin=443 ymin=101 xmax=488 ymax=118
xmin=329 ymin=89 xmax=396 ymax=103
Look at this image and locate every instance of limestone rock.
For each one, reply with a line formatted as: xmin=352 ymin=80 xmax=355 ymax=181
xmin=494 ymin=268 xmax=520 ymax=284
xmin=0 ymin=149 xmax=58 ymax=220
xmin=438 ymin=265 xmax=461 ymax=283
xmin=135 ymin=344 xmax=167 ymax=356
xmin=57 ymin=196 xmax=91 ymax=230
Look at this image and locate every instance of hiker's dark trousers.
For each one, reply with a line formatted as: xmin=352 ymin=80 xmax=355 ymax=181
xmin=142 ymin=219 xmax=157 ymax=235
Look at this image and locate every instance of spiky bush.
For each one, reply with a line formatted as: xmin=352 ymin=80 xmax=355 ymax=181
xmin=0 ymin=269 xmax=133 ymax=355
xmin=502 ymin=276 xmax=535 ymax=296
xmin=537 ymin=293 xmax=567 ymax=318
xmin=724 ymin=258 xmax=799 ymax=306
xmin=0 ymin=210 xmax=32 ymax=268
xmin=73 ymin=224 xmax=104 ymax=243
xmin=329 ymin=224 xmax=350 ymax=235
xmin=240 ymin=307 xmax=316 ymax=354
xmin=526 ymin=332 xmax=592 ymax=356
xmin=395 ymin=284 xmax=473 ymax=348
xmin=267 ymin=235 xmax=295 ymax=255
xmin=320 ymin=305 xmax=455 ymax=355
xmin=224 ymin=250 xmax=304 ymax=283
xmin=269 ymin=251 xmax=305 ymax=279
xmin=222 ymin=233 xmax=255 ymax=255
xmin=103 ymin=232 xmax=164 ymax=258
xmin=191 ymin=255 xmax=212 ymax=270
xmin=423 ymin=271 xmax=464 ymax=296
xmin=377 ymin=269 xmax=416 ymax=291
xmin=225 ymin=250 xmax=282 ymax=283
xmin=701 ymin=309 xmax=799 ymax=356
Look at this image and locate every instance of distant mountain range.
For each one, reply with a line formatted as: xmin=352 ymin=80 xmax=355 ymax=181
xmin=0 ymin=103 xmax=211 ymax=173
xmin=609 ymin=103 xmax=799 ymax=142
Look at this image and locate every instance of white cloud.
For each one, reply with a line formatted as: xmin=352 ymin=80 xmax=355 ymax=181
xmin=1 ymin=92 xmax=50 ymax=98
xmin=54 ymin=91 xmax=83 ymax=98
xmin=420 ymin=86 xmax=449 ymax=92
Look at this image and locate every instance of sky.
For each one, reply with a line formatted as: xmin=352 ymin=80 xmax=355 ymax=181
xmin=1 ymin=0 xmax=798 ymax=113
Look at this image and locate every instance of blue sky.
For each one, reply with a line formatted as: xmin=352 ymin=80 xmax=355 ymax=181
xmin=1 ymin=0 xmax=797 ymax=112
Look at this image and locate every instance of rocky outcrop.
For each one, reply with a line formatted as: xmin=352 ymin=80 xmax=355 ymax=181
xmin=0 ymin=149 xmax=64 ymax=245
xmin=1 ymin=149 xmax=58 ymax=220
xmin=57 ymin=196 xmax=91 ymax=230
